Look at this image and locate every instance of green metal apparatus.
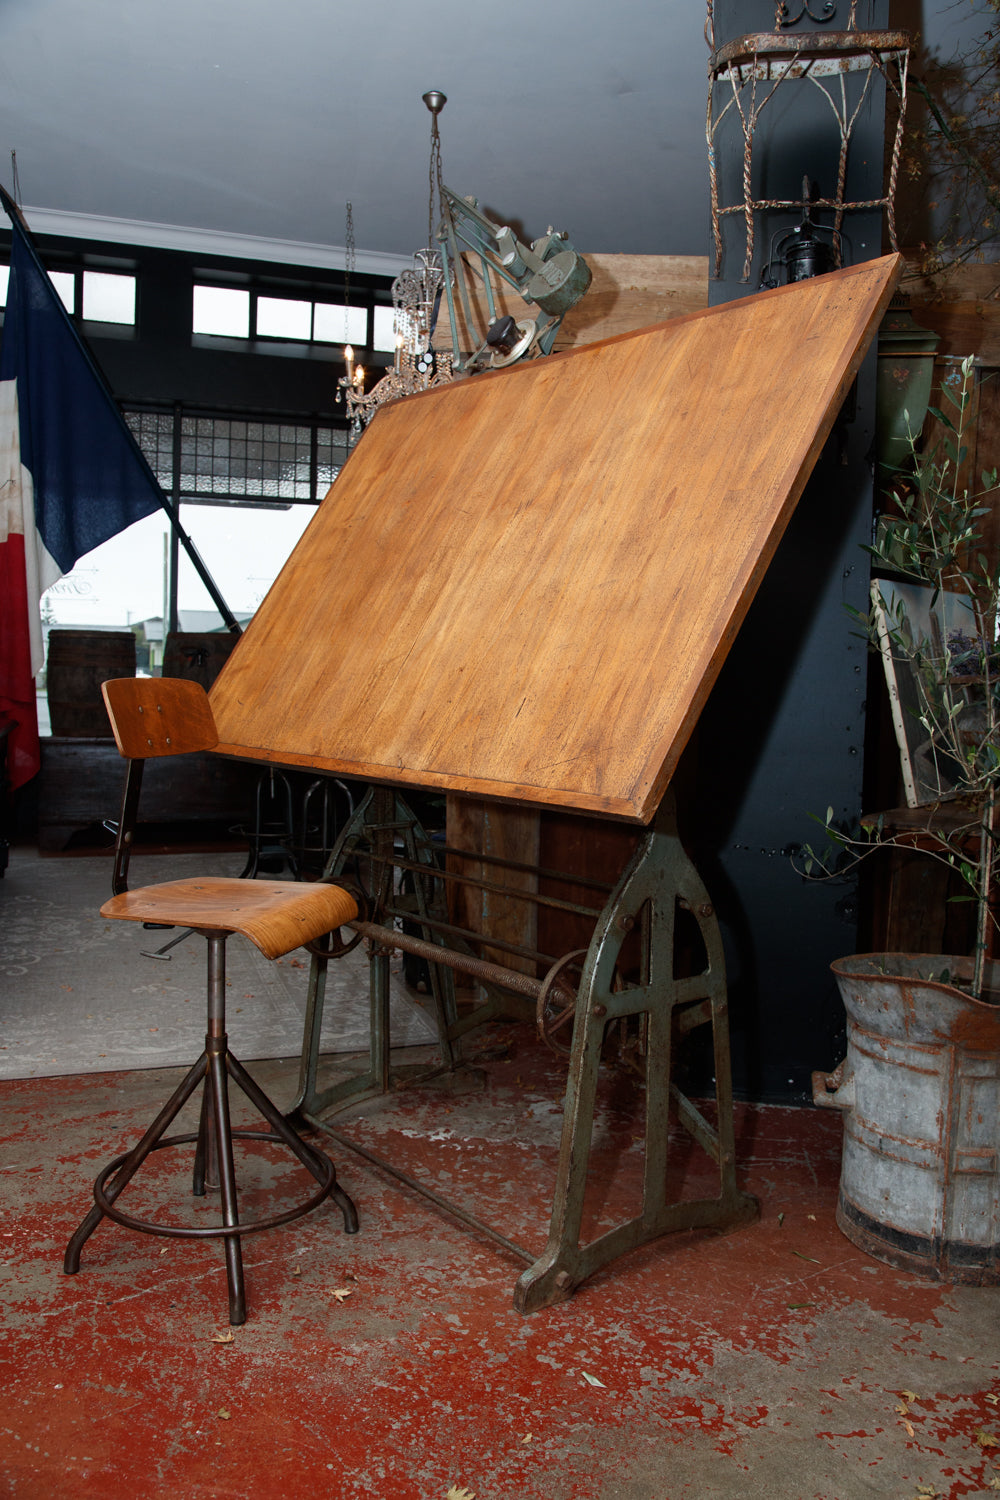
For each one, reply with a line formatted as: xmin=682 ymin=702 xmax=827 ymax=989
xmin=436 ymin=186 xmax=593 ymax=371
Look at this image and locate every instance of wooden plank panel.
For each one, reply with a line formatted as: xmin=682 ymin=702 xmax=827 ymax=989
xmin=904 ymin=257 xmax=1000 ymax=364
xmin=434 ymin=252 xmax=709 ymax=354
xmin=210 ymin=255 xmax=902 ymax=824
xmin=446 ymin=795 xmax=540 ymax=974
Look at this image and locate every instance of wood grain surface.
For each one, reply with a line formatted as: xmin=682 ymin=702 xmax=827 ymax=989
xmin=101 ymin=878 xmax=359 ymax=960
xmin=210 ymin=255 xmax=902 ymax=823
xmin=102 ymin=677 xmax=218 ymax=760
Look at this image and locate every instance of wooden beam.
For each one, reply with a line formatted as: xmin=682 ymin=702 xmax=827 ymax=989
xmin=433 ymin=253 xmax=709 ymax=356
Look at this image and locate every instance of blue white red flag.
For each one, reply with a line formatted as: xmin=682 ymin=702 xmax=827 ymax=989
xmin=0 ymin=211 xmax=163 ymax=787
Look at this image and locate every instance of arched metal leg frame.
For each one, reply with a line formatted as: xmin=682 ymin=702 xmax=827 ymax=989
xmin=514 ymin=794 xmax=758 ymax=1313
xmin=289 ymin=785 xmax=757 ymax=1312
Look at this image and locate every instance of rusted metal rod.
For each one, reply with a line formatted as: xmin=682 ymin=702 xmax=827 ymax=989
xmin=313 ymin=1120 xmax=534 ymax=1264
xmin=347 ymin=919 xmax=546 ymax=1000
xmin=358 ymin=848 xmax=607 ymax=919
xmin=436 ymin=843 xmax=616 ymax=893
xmin=383 ymin=902 xmax=560 ymax=971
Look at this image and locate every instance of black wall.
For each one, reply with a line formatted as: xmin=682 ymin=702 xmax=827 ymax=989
xmin=0 ymin=227 xmax=393 ymax=418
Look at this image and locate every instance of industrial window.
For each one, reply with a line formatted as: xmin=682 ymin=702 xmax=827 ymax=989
xmin=0 ymin=262 xmax=137 ymax=324
xmin=313 ymin=302 xmax=367 ymax=346
xmin=372 ymin=304 xmax=398 ymax=352
xmin=192 ymin=281 xmax=374 ymax=352
xmin=256 ymin=295 xmax=312 ymax=340
xmin=50 ymin=272 xmax=76 ymax=313
xmin=192 ymin=284 xmax=251 ymax=338
xmin=125 ymin=409 xmax=346 ymax=504
xmin=82 ymin=271 xmax=136 ymax=325
xmin=38 ymin=403 xmax=349 ymax=666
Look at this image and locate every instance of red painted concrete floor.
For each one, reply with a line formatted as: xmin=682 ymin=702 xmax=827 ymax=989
xmin=2 ymin=1025 xmax=998 ymax=1500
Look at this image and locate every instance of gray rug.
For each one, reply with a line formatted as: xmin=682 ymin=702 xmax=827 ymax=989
xmin=0 ymin=848 xmax=436 ymax=1080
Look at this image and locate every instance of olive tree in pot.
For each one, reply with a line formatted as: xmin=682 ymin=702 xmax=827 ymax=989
xmin=802 ymin=356 xmax=1000 ymax=1284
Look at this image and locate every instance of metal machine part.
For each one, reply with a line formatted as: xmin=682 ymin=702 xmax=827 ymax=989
xmin=436 ymin=186 xmax=592 ymax=371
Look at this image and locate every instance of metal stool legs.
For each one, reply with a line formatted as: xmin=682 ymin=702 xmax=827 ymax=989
xmin=64 ymin=932 xmax=358 ymax=1325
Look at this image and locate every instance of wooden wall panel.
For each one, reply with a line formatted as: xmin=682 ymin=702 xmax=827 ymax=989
xmin=904 ymin=259 xmax=1000 ymax=364
xmin=433 ymin=252 xmax=709 ymax=356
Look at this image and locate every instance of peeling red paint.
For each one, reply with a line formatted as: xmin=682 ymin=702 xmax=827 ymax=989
xmin=1 ymin=1033 xmax=997 ymax=1498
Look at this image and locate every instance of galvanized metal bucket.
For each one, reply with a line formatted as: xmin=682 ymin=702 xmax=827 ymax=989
xmin=814 ymin=954 xmax=1000 ymax=1285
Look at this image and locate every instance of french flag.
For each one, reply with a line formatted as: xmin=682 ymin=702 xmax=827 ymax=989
xmin=0 ymin=202 xmax=163 ymax=788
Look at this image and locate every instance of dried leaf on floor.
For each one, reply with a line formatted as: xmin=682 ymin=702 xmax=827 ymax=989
xmin=987 ymin=1395 xmax=1000 ymax=1407
xmin=446 ymin=1487 xmax=475 ymax=1500
xmin=790 ymin=1249 xmax=820 ymax=1263
xmin=581 ymin=1372 xmax=605 ymax=1388
xmin=777 ymin=1212 xmax=785 ymax=1227
xmin=217 ymin=1409 xmax=231 ymax=1420
xmin=976 ymin=1431 xmax=1000 ymax=1449
xmin=901 ymin=1389 xmax=920 ymax=1403
xmin=896 ymin=1402 xmax=910 ymax=1416
xmin=986 ymin=1476 xmax=1000 ymax=1490
xmin=903 ymin=1420 xmax=915 ymax=1437
xmin=915 ymin=1483 xmax=939 ymax=1496
xmin=521 ymin=1434 xmax=532 ymax=1445
xmin=210 ymin=1331 xmax=235 ymax=1344
xmin=329 ymin=1287 xmax=353 ymax=1303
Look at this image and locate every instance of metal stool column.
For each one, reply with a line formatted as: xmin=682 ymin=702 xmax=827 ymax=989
xmin=204 ymin=929 xmax=246 ymax=1323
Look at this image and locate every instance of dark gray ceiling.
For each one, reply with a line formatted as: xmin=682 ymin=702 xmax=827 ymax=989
xmin=0 ymin=1 xmax=975 ymax=272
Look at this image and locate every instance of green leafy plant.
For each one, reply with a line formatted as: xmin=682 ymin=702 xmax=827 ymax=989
xmin=799 ymin=355 xmax=1000 ymax=997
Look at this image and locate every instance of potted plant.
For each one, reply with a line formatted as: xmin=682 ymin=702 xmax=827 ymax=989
xmin=801 ymin=354 xmax=1000 ymax=1285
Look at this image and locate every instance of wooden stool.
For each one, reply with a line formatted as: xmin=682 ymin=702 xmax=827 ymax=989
xmin=63 ymin=679 xmax=361 ymax=1325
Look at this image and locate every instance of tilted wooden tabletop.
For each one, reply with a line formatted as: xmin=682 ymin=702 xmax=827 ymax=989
xmin=210 ymin=254 xmax=901 ymax=824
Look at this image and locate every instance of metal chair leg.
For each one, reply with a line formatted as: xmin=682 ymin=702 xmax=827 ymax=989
xmin=63 ymin=1052 xmax=208 ymax=1273
xmin=207 ymin=1038 xmax=246 ymax=1326
xmin=228 ymin=1052 xmax=359 ymax=1235
xmin=192 ymin=1080 xmax=212 ymax=1196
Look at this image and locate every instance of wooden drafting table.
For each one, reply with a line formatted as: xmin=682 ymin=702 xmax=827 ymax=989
xmin=209 ymin=254 xmax=902 ymax=1310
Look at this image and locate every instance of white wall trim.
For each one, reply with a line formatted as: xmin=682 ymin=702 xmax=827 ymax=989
xmin=18 ymin=204 xmax=406 ymax=279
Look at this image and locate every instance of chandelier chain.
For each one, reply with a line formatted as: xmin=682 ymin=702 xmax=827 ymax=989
xmin=344 ymin=201 xmax=356 ymax=343
xmin=428 ymin=117 xmax=443 ymax=247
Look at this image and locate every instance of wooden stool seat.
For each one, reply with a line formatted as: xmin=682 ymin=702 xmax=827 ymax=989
xmin=101 ymin=877 xmax=359 ymax=957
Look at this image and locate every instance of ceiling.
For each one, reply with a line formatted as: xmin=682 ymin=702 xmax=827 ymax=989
xmin=0 ymin=1 xmax=974 ymax=275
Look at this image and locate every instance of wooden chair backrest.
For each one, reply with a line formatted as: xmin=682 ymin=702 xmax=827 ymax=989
xmin=102 ymin=677 xmax=219 ymax=760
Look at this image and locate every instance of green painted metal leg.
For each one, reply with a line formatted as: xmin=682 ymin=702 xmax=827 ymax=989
xmin=514 ymin=791 xmax=758 ymax=1314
